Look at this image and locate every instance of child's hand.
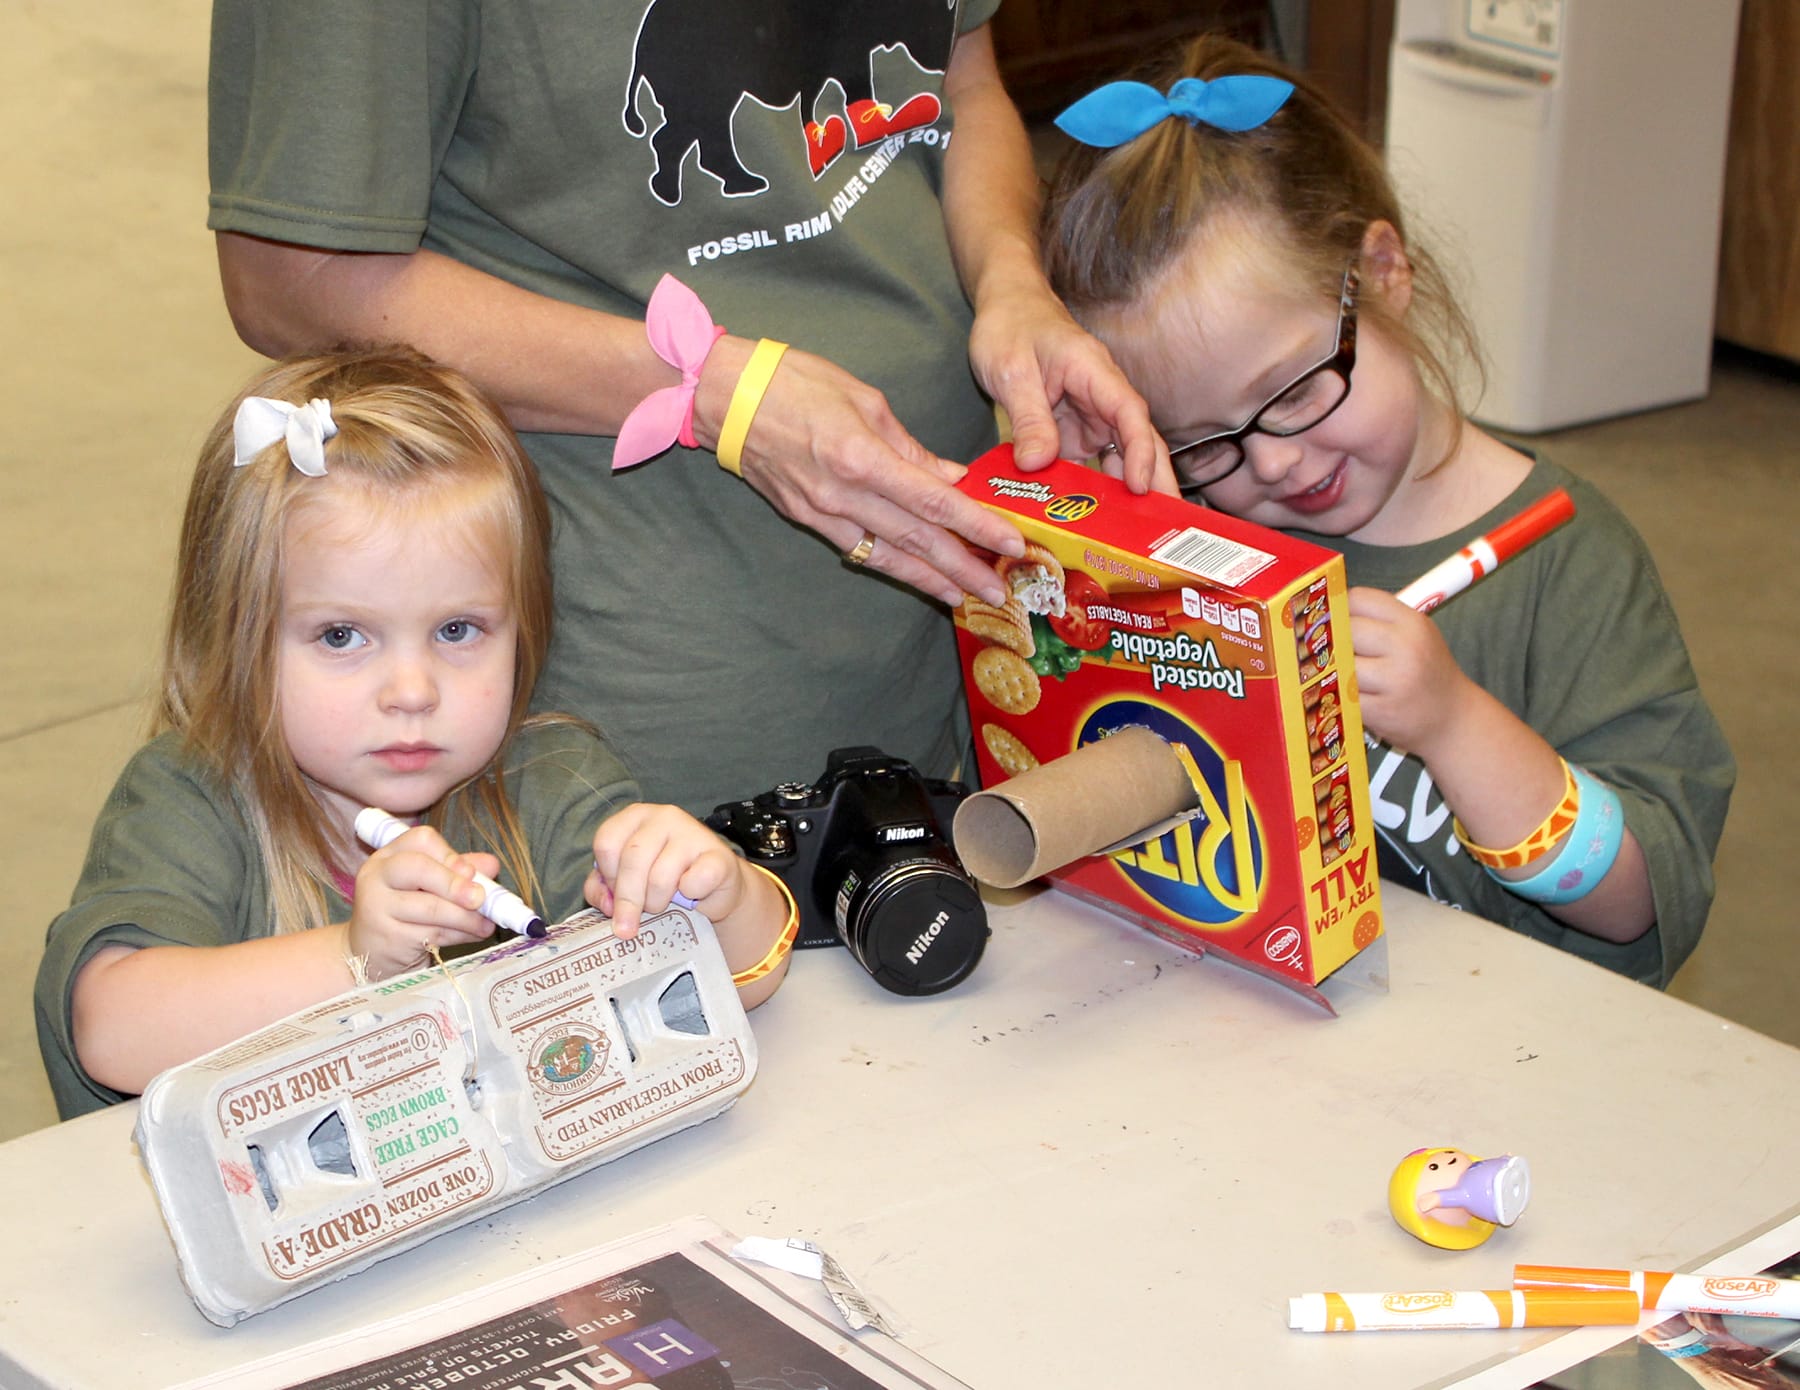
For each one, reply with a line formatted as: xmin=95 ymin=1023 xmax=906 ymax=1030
xmin=348 ymin=824 xmax=499 ymax=981
xmin=1346 ymin=587 xmax=1482 ymax=761
xmin=587 ymin=803 xmax=743 ymax=940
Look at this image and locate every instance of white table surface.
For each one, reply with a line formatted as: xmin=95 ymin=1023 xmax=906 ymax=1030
xmin=3 ymin=884 xmax=1798 ymax=1390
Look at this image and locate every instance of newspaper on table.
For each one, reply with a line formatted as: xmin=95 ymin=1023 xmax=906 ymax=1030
xmin=172 ymin=1217 xmax=969 ymax=1390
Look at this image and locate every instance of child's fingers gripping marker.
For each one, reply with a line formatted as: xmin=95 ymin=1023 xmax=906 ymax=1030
xmin=589 ymin=855 xmax=695 ymax=939
xmin=356 ymin=807 xmax=546 ymax=937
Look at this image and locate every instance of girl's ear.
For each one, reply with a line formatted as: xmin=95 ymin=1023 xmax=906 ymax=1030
xmin=1359 ymin=220 xmax=1414 ymax=317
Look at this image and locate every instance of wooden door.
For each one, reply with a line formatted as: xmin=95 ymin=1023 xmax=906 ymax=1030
xmin=990 ymin=1 xmax=1394 ymax=139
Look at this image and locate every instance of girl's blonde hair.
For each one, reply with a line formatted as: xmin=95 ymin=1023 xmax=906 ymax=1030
xmin=158 ymin=345 xmax=557 ymax=936
xmin=1042 ymin=33 xmax=1482 ymax=451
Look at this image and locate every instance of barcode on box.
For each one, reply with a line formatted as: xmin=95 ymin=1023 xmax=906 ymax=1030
xmin=1149 ymin=528 xmax=1276 ymax=586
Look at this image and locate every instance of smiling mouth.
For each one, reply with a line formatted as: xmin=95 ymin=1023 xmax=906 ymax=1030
xmin=1284 ymin=459 xmax=1346 ymax=504
xmin=1281 ymin=459 xmax=1353 ymax=507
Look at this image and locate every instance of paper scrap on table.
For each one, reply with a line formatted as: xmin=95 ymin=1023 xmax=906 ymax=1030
xmin=732 ymin=1236 xmax=898 ymax=1335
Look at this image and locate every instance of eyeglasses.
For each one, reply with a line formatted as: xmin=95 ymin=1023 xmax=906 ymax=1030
xmin=1167 ymin=263 xmax=1360 ymax=494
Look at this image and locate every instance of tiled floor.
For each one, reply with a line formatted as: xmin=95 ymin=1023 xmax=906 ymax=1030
xmin=4 ymin=2 xmax=1795 ymax=1144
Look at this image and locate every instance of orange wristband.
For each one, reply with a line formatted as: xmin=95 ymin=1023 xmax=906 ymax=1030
xmin=1453 ymin=759 xmax=1580 ymax=870
xmin=731 ymin=863 xmax=799 ymax=986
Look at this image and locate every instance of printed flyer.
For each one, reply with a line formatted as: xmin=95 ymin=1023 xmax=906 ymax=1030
xmin=173 ymin=1218 xmax=966 ymax=1390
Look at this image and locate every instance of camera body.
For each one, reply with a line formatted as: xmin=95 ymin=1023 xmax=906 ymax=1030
xmin=707 ymin=746 xmax=989 ymax=995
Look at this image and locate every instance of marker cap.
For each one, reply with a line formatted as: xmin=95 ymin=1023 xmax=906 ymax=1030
xmin=1486 ymin=488 xmax=1575 ymax=564
xmin=1514 ymin=1264 xmax=1631 ymax=1291
xmin=1288 ymin=1293 xmax=1329 ymax=1332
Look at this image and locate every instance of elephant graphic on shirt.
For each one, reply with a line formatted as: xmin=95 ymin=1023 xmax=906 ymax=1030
xmin=622 ymin=0 xmax=957 ymax=205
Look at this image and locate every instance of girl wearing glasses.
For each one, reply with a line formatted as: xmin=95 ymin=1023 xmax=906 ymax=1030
xmin=1039 ymin=35 xmax=1732 ymax=988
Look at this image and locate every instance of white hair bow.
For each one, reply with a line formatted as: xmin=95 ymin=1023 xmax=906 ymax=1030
xmin=232 ymin=396 xmax=338 ymax=477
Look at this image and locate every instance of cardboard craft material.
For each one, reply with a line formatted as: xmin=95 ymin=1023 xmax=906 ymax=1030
xmin=952 ymin=446 xmax=1384 ymax=1004
xmin=135 ymin=906 xmax=755 ymax=1327
xmin=953 ymin=726 xmax=1200 ymax=888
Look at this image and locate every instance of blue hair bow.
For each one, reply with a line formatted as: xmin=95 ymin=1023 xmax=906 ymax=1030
xmin=1055 ymin=75 xmax=1295 ymax=148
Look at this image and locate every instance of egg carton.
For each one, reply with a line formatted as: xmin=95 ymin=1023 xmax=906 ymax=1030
xmin=135 ymin=906 xmax=756 ymax=1326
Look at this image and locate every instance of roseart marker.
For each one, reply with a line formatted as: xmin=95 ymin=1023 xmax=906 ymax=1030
xmin=1515 ymin=1264 xmax=1800 ymax=1320
xmin=1287 ymin=1288 xmax=1639 ymax=1332
xmin=355 ymin=807 xmax=546 ymax=938
xmin=1395 ymin=487 xmax=1577 ymax=613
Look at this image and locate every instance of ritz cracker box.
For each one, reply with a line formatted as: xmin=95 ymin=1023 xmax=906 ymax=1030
xmin=953 ymin=445 xmax=1383 ymax=1002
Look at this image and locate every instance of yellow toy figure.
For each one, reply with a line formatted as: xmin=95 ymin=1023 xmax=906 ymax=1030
xmin=1388 ymin=1146 xmax=1531 ymax=1250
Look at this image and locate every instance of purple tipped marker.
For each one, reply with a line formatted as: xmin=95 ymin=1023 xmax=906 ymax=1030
xmin=355 ymin=807 xmax=547 ymax=938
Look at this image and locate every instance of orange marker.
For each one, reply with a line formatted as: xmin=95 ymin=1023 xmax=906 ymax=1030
xmin=1516 ymin=1264 xmax=1800 ymax=1320
xmin=1395 ymin=488 xmax=1576 ymax=613
xmin=1288 ymin=1287 xmax=1640 ymax=1332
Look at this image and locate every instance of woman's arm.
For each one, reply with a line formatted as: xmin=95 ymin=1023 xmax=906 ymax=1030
xmin=218 ymin=234 xmax=663 ymax=437
xmin=215 ymin=232 xmax=1023 ymax=605
xmin=940 ymin=26 xmax=1171 ymax=494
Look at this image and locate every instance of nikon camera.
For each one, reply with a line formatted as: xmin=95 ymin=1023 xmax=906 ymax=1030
xmin=706 ymin=747 xmax=989 ymax=996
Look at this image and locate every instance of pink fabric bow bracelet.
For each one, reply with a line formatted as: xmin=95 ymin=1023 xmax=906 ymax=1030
xmin=612 ymin=273 xmax=726 ymax=470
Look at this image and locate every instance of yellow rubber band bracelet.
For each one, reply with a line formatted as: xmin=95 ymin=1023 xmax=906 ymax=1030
xmin=1453 ymin=759 xmax=1580 ymax=871
xmin=732 ymin=862 xmax=799 ymax=986
xmin=716 ymin=338 xmax=789 ymax=476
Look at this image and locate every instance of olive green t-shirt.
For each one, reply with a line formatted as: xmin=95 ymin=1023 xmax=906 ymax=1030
xmin=37 ymin=722 xmax=637 ymax=1117
xmin=208 ymin=0 xmax=1004 ymax=813
xmin=1290 ymin=453 xmax=1734 ymax=986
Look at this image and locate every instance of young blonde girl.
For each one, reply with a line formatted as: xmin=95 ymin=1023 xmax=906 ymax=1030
xmin=1040 ymin=35 xmax=1733 ymax=985
xmin=37 ymin=347 xmax=792 ymax=1117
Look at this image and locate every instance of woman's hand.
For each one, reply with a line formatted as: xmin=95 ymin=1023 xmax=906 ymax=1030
xmin=693 ymin=337 xmax=1023 ymax=608
xmin=935 ymin=23 xmax=1171 ymax=497
xmin=347 ymin=824 xmax=498 ymax=980
xmin=967 ymin=279 xmax=1175 ymax=496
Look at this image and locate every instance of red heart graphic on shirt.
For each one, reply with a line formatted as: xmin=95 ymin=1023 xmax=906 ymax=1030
xmin=805 ymin=116 xmax=848 ymax=177
xmin=846 ymin=94 xmax=943 ymax=147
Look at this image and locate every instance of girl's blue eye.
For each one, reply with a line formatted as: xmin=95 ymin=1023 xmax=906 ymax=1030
xmin=438 ymin=619 xmax=479 ymax=644
xmin=319 ymin=625 xmax=365 ymax=651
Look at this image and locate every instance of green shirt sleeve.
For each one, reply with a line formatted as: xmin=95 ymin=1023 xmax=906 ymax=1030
xmin=208 ymin=0 xmax=478 ymax=250
xmin=38 ymin=722 xmax=642 ymax=1119
xmin=35 ymin=735 xmax=271 ymax=1117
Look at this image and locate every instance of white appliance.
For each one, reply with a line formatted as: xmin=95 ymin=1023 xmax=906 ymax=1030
xmin=1384 ymin=0 xmax=1742 ymax=433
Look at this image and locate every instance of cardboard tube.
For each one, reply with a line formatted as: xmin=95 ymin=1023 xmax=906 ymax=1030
xmin=954 ymin=727 xmax=1199 ymax=888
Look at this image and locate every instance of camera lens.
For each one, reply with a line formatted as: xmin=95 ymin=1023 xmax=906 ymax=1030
xmin=835 ymin=857 xmax=988 ymax=996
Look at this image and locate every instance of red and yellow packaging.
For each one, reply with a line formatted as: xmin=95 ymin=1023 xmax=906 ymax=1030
xmin=954 ymin=446 xmax=1383 ymax=996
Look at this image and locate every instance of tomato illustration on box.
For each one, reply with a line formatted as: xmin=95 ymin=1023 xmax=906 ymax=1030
xmin=953 ymin=446 xmax=1383 ymax=998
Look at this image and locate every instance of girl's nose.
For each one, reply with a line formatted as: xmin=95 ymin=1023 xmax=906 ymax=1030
xmin=381 ymin=657 xmax=438 ymax=714
xmin=1243 ymin=431 xmax=1305 ymax=484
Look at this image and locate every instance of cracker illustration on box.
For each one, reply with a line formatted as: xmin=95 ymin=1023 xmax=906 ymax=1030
xmin=135 ymin=906 xmax=755 ymax=1326
xmin=952 ymin=445 xmax=1384 ymax=1001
